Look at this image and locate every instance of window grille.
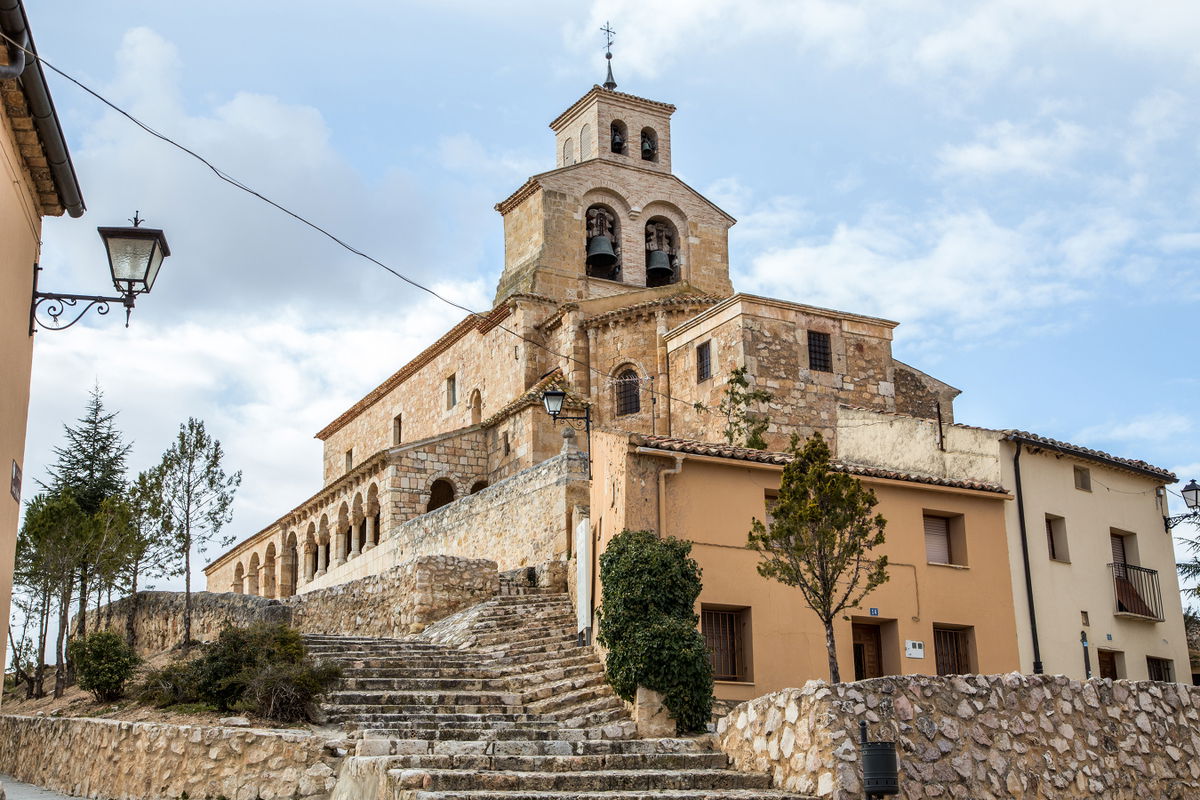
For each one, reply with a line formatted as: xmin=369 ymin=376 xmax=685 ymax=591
xmin=615 ymin=369 xmax=641 ymax=416
xmin=934 ymin=627 xmax=971 ymax=675
xmin=702 ymin=609 xmax=747 ymax=682
xmin=1146 ymin=656 xmax=1174 ymax=683
xmin=696 ymin=341 xmax=712 ymax=382
xmin=808 ymin=331 xmax=832 ymax=372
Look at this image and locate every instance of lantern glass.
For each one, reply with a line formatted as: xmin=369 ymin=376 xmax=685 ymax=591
xmin=542 ymin=389 xmax=566 ymax=417
xmin=1183 ymin=479 xmax=1200 ymax=511
xmin=98 ymin=226 xmax=170 ymax=295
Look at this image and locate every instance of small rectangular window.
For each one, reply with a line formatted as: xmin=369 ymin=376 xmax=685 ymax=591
xmin=933 ymin=625 xmax=973 ymax=675
xmin=345 ymin=449 xmax=353 ymax=472
xmin=924 ymin=515 xmax=951 ymax=564
xmin=446 ymin=374 xmax=457 ymax=409
xmin=702 ymin=606 xmax=752 ymax=682
xmin=696 ymin=341 xmax=712 ymax=382
xmin=502 ymin=431 xmax=510 ymax=456
xmin=808 ymin=331 xmax=832 ymax=373
xmin=1146 ymin=656 xmax=1174 ymax=683
xmin=392 ymin=414 xmax=403 ymax=446
xmin=1073 ymin=465 xmax=1091 ymax=492
xmin=1081 ymin=610 xmax=1090 ymax=626
xmin=1046 ymin=515 xmax=1069 ymax=562
xmin=764 ymin=492 xmax=779 ymax=529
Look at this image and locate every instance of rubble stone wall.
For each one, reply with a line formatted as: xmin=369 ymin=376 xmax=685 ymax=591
xmin=0 ymin=715 xmax=336 ymax=800
xmin=287 ymin=554 xmax=498 ymax=637
xmin=718 ymin=673 xmax=1200 ymax=800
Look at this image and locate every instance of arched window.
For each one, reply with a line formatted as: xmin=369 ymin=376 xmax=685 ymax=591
xmin=471 ymin=480 xmax=488 ymax=494
xmin=428 ymin=479 xmax=455 ymax=512
xmin=580 ymin=124 xmax=592 ymax=158
xmin=641 ymin=127 xmax=658 ymax=162
xmin=615 ymin=368 xmax=641 ymax=416
xmin=470 ymin=389 xmax=482 ymax=425
xmin=645 ymin=217 xmax=679 ymax=288
xmin=563 ymin=137 xmax=575 ymax=166
xmin=610 ymin=120 xmax=628 ymax=154
xmin=585 ymin=204 xmax=621 ymax=280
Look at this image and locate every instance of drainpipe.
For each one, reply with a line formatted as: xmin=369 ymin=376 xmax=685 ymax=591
xmin=1012 ymin=443 xmax=1044 ymax=673
xmin=657 ymin=456 xmax=684 ymax=537
xmin=0 ymin=0 xmax=86 ymax=217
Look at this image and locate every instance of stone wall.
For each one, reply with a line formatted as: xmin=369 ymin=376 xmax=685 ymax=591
xmin=0 ymin=715 xmax=336 ymax=800
xmin=81 ymin=591 xmax=290 ymax=656
xmin=287 ymin=555 xmax=498 ymax=637
xmin=718 ymin=673 xmax=1200 ymax=800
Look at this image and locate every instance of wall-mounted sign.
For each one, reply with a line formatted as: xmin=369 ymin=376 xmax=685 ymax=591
xmin=869 ymin=608 xmax=879 ymax=617
xmin=9 ymin=460 xmax=20 ymax=503
xmin=905 ymin=640 xmax=925 ymax=659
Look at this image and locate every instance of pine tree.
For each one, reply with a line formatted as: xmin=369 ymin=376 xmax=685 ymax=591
xmin=157 ymin=418 xmax=241 ymax=646
xmin=118 ymin=468 xmax=172 ymax=647
xmin=747 ymin=433 xmax=889 ymax=683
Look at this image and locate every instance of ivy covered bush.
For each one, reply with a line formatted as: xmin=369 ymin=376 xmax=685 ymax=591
xmin=138 ymin=623 xmax=339 ymax=722
xmin=597 ymin=529 xmax=712 ymax=733
xmin=68 ymin=631 xmax=141 ymax=702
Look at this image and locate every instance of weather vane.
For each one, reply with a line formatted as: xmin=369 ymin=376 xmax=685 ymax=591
xmin=601 ymin=22 xmax=617 ymax=90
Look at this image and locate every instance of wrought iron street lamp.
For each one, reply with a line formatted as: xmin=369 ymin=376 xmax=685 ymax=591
xmin=541 ymin=388 xmax=591 ymax=478
xmin=30 ymin=212 xmax=170 ymax=334
xmin=1166 ymin=479 xmax=1200 ymax=529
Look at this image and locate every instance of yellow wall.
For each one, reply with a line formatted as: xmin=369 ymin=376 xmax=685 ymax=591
xmin=589 ymin=434 xmax=1020 ymax=702
xmin=0 ymin=106 xmax=44 ymax=675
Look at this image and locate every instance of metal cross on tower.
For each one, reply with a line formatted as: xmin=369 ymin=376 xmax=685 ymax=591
xmin=601 ymin=22 xmax=617 ymax=90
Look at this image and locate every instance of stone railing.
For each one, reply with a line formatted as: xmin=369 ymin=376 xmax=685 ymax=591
xmin=717 ymin=673 xmax=1200 ymax=799
xmin=0 ymin=715 xmax=337 ymax=799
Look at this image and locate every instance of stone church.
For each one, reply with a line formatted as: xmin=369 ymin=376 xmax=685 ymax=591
xmin=205 ymin=80 xmax=956 ymax=600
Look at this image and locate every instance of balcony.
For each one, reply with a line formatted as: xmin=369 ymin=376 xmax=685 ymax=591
xmin=1108 ymin=563 xmax=1164 ymax=622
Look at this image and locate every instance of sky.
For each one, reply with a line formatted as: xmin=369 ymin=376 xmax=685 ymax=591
xmin=18 ymin=0 xmax=1200 ymax=594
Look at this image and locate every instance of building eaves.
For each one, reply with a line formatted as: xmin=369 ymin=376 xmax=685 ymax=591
xmin=664 ymin=293 xmax=899 ymax=341
xmin=548 ymin=85 xmax=676 ymax=131
xmin=582 ymin=293 xmax=725 ymax=329
xmin=479 ymin=368 xmax=588 ymax=429
xmin=314 ymin=302 xmax=513 ymax=441
xmin=0 ymin=0 xmax=84 ymax=217
xmin=632 ymin=433 xmax=1009 ymax=494
xmin=1003 ymin=430 xmax=1176 ymax=483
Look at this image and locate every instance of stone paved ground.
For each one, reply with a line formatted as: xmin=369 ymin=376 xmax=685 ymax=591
xmin=0 ymin=776 xmax=83 ymax=799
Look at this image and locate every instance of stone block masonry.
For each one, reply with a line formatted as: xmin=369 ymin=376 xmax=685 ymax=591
xmin=718 ymin=672 xmax=1200 ymax=800
xmin=0 ymin=715 xmax=336 ymax=800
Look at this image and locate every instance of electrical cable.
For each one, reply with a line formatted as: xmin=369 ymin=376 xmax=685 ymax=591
xmin=0 ymin=29 xmax=711 ymax=414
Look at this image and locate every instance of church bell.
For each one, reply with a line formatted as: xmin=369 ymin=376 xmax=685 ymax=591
xmin=586 ymin=235 xmax=618 ymax=269
xmin=646 ymin=248 xmax=674 ymax=282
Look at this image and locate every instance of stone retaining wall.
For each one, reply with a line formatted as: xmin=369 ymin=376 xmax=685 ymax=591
xmin=0 ymin=714 xmax=336 ymax=800
xmin=287 ymin=555 xmax=498 ymax=637
xmin=717 ymin=673 xmax=1200 ymax=800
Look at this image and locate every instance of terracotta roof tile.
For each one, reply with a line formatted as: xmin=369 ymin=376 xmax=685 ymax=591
xmin=1003 ymin=430 xmax=1176 ymax=482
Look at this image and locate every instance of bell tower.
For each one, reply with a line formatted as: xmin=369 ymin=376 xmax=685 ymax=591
xmin=492 ymin=52 xmax=735 ymax=306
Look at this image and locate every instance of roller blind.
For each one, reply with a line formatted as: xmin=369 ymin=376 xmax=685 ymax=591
xmin=925 ymin=516 xmax=950 ymax=564
xmin=1110 ymin=533 xmax=1126 ymax=566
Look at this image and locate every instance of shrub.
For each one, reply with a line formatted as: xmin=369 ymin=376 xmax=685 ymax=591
xmin=597 ymin=529 xmax=712 ymax=733
xmin=69 ymin=631 xmax=141 ymax=702
xmin=135 ymin=623 xmax=339 ymax=722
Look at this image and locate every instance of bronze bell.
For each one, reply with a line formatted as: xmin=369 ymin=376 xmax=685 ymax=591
xmin=642 ymin=137 xmax=656 ymax=160
xmin=586 ymin=235 xmax=618 ymax=269
xmin=646 ymin=249 xmax=674 ymax=283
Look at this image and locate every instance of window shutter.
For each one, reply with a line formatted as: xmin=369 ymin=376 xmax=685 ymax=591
xmin=924 ymin=516 xmax=950 ymax=563
xmin=1110 ymin=533 xmax=1126 ymax=566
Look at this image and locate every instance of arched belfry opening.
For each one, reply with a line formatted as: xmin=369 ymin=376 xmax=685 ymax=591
xmin=641 ymin=128 xmax=658 ymax=161
xmin=610 ymin=120 xmax=627 ymax=155
xmin=645 ymin=218 xmax=679 ymax=287
xmin=585 ymin=204 xmax=621 ymax=281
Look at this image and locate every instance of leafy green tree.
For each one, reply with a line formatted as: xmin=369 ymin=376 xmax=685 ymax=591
xmin=747 ymin=433 xmax=888 ymax=683
xmin=68 ymin=630 xmax=140 ymax=702
xmin=597 ymin=529 xmax=712 ymax=733
xmin=719 ymin=366 xmax=773 ymax=449
xmin=117 ymin=468 xmax=172 ymax=648
xmin=157 ymin=418 xmax=241 ymax=646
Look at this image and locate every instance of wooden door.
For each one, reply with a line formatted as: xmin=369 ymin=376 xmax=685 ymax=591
xmin=1097 ymin=650 xmax=1119 ymax=680
xmin=852 ymin=623 xmax=883 ymax=681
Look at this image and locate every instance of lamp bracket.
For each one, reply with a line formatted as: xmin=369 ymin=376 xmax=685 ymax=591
xmin=1165 ymin=511 xmax=1200 ymax=530
xmin=29 ymin=264 xmax=134 ymax=335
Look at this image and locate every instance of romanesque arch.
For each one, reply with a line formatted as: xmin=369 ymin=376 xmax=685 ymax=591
xmin=336 ymin=502 xmax=351 ymax=566
xmin=281 ymin=531 xmax=298 ymax=597
xmin=317 ymin=514 xmax=331 ymax=576
xmin=428 ymin=478 xmax=456 ymax=512
xmin=233 ymin=562 xmax=244 ymax=594
xmin=247 ymin=552 xmax=261 ymax=596
xmin=610 ymin=119 xmax=627 ymax=154
xmin=640 ymin=127 xmax=658 ymax=161
xmin=366 ymin=483 xmax=381 ymax=549
xmin=614 ymin=364 xmax=642 ymax=416
xmin=263 ymin=543 xmax=277 ymax=599
xmin=304 ymin=523 xmax=318 ymax=583
xmin=470 ymin=389 xmax=482 ymax=425
xmin=351 ymin=493 xmax=366 ymax=557
xmin=644 ymin=216 xmax=680 ymax=288
xmin=585 ymin=203 xmax=621 ymax=281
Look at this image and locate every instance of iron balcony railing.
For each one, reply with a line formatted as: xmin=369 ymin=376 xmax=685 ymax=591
xmin=1108 ymin=563 xmax=1165 ymax=622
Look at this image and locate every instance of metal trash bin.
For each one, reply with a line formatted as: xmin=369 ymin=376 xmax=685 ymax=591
xmin=860 ymin=721 xmax=899 ymax=798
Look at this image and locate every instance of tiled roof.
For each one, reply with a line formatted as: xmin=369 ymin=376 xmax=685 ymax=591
xmin=632 ymin=434 xmax=1009 ymax=494
xmin=1003 ymin=430 xmax=1176 ymax=482
xmin=479 ymin=369 xmax=589 ymax=428
xmin=583 ymin=294 xmax=725 ymax=328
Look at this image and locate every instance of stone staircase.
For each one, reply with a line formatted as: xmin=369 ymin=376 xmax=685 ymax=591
xmin=306 ymin=592 xmax=815 ymax=799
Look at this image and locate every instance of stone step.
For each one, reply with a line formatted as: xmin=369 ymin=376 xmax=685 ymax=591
xmin=358 ymin=737 xmax=718 ymax=757
xmin=524 ymin=681 xmax=614 ymax=712
xmin=365 ymin=752 xmax=730 ymax=772
xmin=357 ymin=723 xmax=637 ymax=742
xmin=408 ymin=791 xmax=815 ymax=800
xmin=327 ymin=690 xmax=523 ymax=707
xmin=339 ymin=677 xmax=514 ymax=692
xmin=402 ymin=769 xmax=773 ymax=792
xmin=326 ymin=706 xmax=531 ymax=720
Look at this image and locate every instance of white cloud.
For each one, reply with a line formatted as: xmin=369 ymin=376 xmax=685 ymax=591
xmin=938 ymin=120 xmax=1089 ymax=177
xmin=437 ymin=133 xmax=542 ymax=179
xmin=1075 ymin=413 xmax=1194 ymax=446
